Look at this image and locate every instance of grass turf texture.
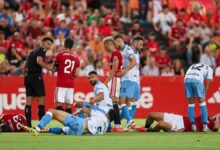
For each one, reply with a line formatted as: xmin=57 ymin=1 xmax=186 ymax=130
xmin=0 ymin=119 xmax=220 ymax=150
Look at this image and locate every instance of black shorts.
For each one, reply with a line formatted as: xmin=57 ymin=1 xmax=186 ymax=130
xmin=24 ymin=74 xmax=45 ymax=97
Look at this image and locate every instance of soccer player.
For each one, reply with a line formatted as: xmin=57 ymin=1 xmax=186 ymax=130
xmin=136 ymin=112 xmax=220 ymax=132
xmin=103 ymin=36 xmax=123 ymax=131
xmin=184 ymin=63 xmax=213 ymax=131
xmin=29 ymin=107 xmax=115 ymax=136
xmin=53 ymin=37 xmax=80 ymax=113
xmin=113 ymin=34 xmax=139 ymax=129
xmin=0 ymin=113 xmax=27 ymax=132
xmin=24 ymin=37 xmax=54 ymax=127
xmin=75 ymin=71 xmax=113 ymax=116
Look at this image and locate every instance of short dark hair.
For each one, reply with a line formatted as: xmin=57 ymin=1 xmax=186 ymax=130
xmin=64 ymin=37 xmax=74 ymax=49
xmin=42 ymin=37 xmax=54 ymax=43
xmin=114 ymin=34 xmax=124 ymax=41
xmin=88 ymin=71 xmax=98 ymax=76
xmin=133 ymin=36 xmax=144 ymax=42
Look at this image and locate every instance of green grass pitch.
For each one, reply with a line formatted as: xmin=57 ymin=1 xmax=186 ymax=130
xmin=0 ymin=119 xmax=220 ymax=150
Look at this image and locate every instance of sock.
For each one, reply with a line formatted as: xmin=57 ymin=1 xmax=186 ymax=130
xmin=200 ymin=102 xmax=208 ymax=125
xmin=188 ymin=104 xmax=195 ymax=125
xmin=66 ymin=108 xmax=72 ymax=114
xmin=120 ymin=104 xmax=132 ymax=122
xmin=37 ymin=112 xmax=53 ymax=129
xmin=56 ymin=106 xmax=64 ymax=111
xmin=129 ymin=102 xmax=137 ymax=119
xmin=49 ymin=127 xmax=63 ymax=134
xmin=113 ymin=103 xmax=121 ymax=125
xmin=25 ymin=105 xmax=32 ymax=127
xmin=38 ymin=105 xmax=45 ymax=120
xmin=145 ymin=121 xmax=151 ymax=128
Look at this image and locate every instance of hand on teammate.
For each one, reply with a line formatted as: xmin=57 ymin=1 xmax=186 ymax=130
xmin=116 ymin=69 xmax=126 ymax=77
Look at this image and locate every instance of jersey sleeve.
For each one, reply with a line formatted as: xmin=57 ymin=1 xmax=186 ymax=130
xmin=125 ymin=46 xmax=135 ymax=59
xmin=36 ymin=49 xmax=45 ymax=58
xmin=95 ymin=83 xmax=104 ymax=94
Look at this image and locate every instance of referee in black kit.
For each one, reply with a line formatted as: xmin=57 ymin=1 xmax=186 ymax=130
xmin=24 ymin=37 xmax=54 ymax=127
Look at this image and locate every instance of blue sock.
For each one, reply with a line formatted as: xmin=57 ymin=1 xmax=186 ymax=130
xmin=188 ymin=104 xmax=195 ymax=125
xmin=37 ymin=112 xmax=52 ymax=129
xmin=121 ymin=104 xmax=132 ymax=122
xmin=200 ymin=102 xmax=208 ymax=124
xmin=49 ymin=127 xmax=63 ymax=134
xmin=129 ymin=102 xmax=137 ymax=119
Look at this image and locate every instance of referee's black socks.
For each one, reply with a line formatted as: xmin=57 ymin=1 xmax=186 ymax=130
xmin=66 ymin=108 xmax=72 ymax=114
xmin=113 ymin=103 xmax=121 ymax=125
xmin=38 ymin=105 xmax=45 ymax=120
xmin=25 ymin=105 xmax=32 ymax=127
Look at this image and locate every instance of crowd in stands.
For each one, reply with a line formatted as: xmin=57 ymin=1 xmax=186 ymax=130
xmin=0 ymin=0 xmax=220 ymax=76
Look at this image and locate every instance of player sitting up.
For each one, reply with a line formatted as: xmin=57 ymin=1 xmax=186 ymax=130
xmin=0 ymin=113 xmax=27 ymax=132
xmin=27 ymin=107 xmax=116 ymax=136
xmin=137 ymin=112 xmax=219 ymax=132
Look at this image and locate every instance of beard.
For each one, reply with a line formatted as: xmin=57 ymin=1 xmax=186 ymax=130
xmin=90 ymin=80 xmax=97 ymax=86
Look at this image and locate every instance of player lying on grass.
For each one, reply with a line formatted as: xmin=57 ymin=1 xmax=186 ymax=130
xmin=0 ymin=113 xmax=27 ymax=132
xmin=137 ymin=112 xmax=220 ymax=132
xmin=28 ymin=107 xmax=116 ymax=136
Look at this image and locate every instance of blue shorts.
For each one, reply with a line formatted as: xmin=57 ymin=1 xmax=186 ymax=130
xmin=184 ymin=78 xmax=205 ymax=98
xmin=119 ymin=80 xmax=141 ymax=100
xmin=63 ymin=114 xmax=84 ymax=135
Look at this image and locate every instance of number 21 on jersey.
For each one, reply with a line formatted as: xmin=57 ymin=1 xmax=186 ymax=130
xmin=64 ymin=59 xmax=75 ymax=74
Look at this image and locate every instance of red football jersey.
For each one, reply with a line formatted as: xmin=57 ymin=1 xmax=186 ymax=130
xmin=109 ymin=50 xmax=123 ymax=77
xmin=55 ymin=50 xmax=80 ymax=88
xmin=146 ymin=41 xmax=159 ymax=56
xmin=183 ymin=116 xmax=215 ymax=132
xmin=0 ymin=114 xmax=27 ymax=132
xmin=171 ymin=25 xmax=186 ymax=40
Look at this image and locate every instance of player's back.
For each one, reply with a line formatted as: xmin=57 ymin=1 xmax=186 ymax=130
xmin=0 ymin=114 xmax=27 ymax=132
xmin=87 ymin=110 xmax=109 ymax=135
xmin=185 ymin=63 xmax=213 ymax=83
xmin=110 ymin=49 xmax=123 ymax=77
xmin=55 ymin=50 xmax=80 ymax=88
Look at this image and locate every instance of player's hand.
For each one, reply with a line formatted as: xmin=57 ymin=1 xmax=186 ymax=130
xmin=90 ymin=99 xmax=95 ymax=105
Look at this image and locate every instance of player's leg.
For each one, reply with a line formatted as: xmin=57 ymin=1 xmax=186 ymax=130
xmin=129 ymin=82 xmax=140 ymax=119
xmin=25 ymin=96 xmax=34 ymax=127
xmin=184 ymin=80 xmax=196 ymax=130
xmin=37 ymin=109 xmax=69 ymax=131
xmin=145 ymin=112 xmax=164 ymax=128
xmin=54 ymin=87 xmax=65 ymax=111
xmin=65 ymin=88 xmax=74 ymax=113
xmin=195 ymin=81 xmax=208 ymax=131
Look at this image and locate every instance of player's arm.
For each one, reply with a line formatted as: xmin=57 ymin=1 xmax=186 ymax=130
xmin=37 ymin=56 xmax=52 ymax=70
xmin=204 ymin=79 xmax=212 ymax=93
xmin=91 ymin=92 xmax=104 ymax=105
xmin=104 ymin=58 xmax=119 ymax=85
xmin=212 ymin=114 xmax=220 ymax=132
xmin=119 ymin=55 xmax=136 ymax=76
xmin=73 ymin=67 xmax=79 ymax=78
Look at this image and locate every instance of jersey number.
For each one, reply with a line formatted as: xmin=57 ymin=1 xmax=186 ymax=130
xmin=192 ymin=64 xmax=204 ymax=71
xmin=64 ymin=59 xmax=75 ymax=74
xmin=13 ymin=115 xmax=23 ymax=130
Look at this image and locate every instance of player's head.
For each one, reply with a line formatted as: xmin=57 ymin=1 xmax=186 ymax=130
xmin=64 ymin=37 xmax=74 ymax=49
xmin=0 ymin=120 xmax=11 ymax=132
xmin=107 ymin=109 xmax=116 ymax=122
xmin=88 ymin=71 xmax=98 ymax=86
xmin=103 ymin=36 xmax=115 ymax=53
xmin=114 ymin=34 xmax=125 ymax=49
xmin=41 ymin=37 xmax=54 ymax=50
xmin=132 ymin=36 xmax=144 ymax=52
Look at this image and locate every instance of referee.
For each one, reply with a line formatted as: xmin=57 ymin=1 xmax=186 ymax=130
xmin=24 ymin=37 xmax=54 ymax=127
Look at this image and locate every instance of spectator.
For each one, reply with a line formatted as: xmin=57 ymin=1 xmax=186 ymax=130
xmin=168 ymin=19 xmax=187 ymax=46
xmin=173 ymin=59 xmax=184 ymax=75
xmin=198 ymin=21 xmax=212 ymax=45
xmin=129 ymin=20 xmax=143 ymax=36
xmin=120 ymin=0 xmax=131 ymax=23
xmin=138 ymin=0 xmax=149 ymax=22
xmin=86 ymin=20 xmax=99 ymax=41
xmin=215 ymin=65 xmax=220 ymax=76
xmin=13 ymin=60 xmax=25 ymax=76
xmin=0 ymin=60 xmax=11 ymax=76
xmin=146 ymin=32 xmax=159 ymax=56
xmin=203 ymin=8 xmax=216 ymax=30
xmin=200 ymin=46 xmax=216 ymax=68
xmin=152 ymin=0 xmax=162 ymax=18
xmin=27 ymin=19 xmax=42 ymax=39
xmin=153 ymin=5 xmax=176 ymax=37
xmin=0 ymin=6 xmax=13 ymax=27
xmin=161 ymin=65 xmax=174 ymax=76
xmin=87 ymin=9 xmax=100 ymax=25
xmin=9 ymin=32 xmax=26 ymax=57
xmin=0 ymin=31 xmax=9 ymax=51
xmin=0 ymin=46 xmax=6 ymax=63
xmin=79 ymin=60 xmax=94 ymax=76
xmin=98 ymin=18 xmax=111 ymax=37
xmin=0 ymin=16 xmax=12 ymax=38
xmin=89 ymin=35 xmax=104 ymax=59
xmin=141 ymin=56 xmax=159 ymax=76
xmin=188 ymin=4 xmax=203 ymax=27
xmin=140 ymin=47 xmax=150 ymax=68
xmin=94 ymin=59 xmax=104 ymax=76
xmin=155 ymin=46 xmax=171 ymax=70
xmin=176 ymin=8 xmax=189 ymax=26
xmin=54 ymin=20 xmax=70 ymax=38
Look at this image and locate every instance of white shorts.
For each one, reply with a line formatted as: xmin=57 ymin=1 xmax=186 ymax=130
xmin=108 ymin=77 xmax=121 ymax=97
xmin=54 ymin=87 xmax=74 ymax=104
xmin=163 ymin=113 xmax=185 ymax=132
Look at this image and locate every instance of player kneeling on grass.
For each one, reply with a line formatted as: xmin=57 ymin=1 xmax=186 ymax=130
xmin=28 ymin=107 xmax=116 ymax=136
xmin=0 ymin=114 xmax=27 ymax=132
xmin=137 ymin=112 xmax=220 ymax=132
